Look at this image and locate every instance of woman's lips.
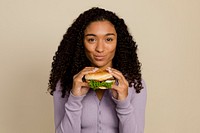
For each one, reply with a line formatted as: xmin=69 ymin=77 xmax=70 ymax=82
xmin=94 ymin=55 xmax=104 ymax=61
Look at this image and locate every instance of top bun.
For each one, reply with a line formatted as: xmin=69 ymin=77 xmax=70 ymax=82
xmin=85 ymin=69 xmax=113 ymax=81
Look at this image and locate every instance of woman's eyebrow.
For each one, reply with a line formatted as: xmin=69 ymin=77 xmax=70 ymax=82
xmin=106 ymin=33 xmax=116 ymax=36
xmin=85 ymin=33 xmax=116 ymax=36
xmin=85 ymin=34 xmax=96 ymax=37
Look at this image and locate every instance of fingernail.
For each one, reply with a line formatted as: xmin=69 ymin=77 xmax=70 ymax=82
xmin=107 ymin=68 xmax=112 ymax=72
xmin=106 ymin=67 xmax=111 ymax=70
xmin=93 ymin=67 xmax=98 ymax=71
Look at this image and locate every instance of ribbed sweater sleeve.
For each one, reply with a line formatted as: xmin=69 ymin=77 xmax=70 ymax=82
xmin=53 ymin=81 xmax=85 ymax=133
xmin=112 ymin=80 xmax=147 ymax=133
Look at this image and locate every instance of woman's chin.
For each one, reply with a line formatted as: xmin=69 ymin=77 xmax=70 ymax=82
xmin=91 ymin=62 xmax=112 ymax=69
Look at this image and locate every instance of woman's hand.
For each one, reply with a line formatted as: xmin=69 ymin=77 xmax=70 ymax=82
xmin=106 ymin=67 xmax=129 ymax=101
xmin=71 ymin=67 xmax=98 ymax=96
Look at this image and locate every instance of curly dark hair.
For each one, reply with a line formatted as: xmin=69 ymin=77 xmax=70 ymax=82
xmin=48 ymin=7 xmax=143 ymax=98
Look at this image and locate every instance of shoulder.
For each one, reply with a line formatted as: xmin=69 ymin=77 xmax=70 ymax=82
xmin=141 ymin=79 xmax=147 ymax=94
xmin=129 ymin=79 xmax=147 ymax=101
xmin=53 ymin=80 xmax=69 ymax=99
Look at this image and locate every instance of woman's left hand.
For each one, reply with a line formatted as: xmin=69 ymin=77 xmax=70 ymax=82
xmin=106 ymin=67 xmax=129 ymax=101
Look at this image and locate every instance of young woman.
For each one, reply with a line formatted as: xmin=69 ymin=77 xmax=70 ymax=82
xmin=48 ymin=7 xmax=147 ymax=133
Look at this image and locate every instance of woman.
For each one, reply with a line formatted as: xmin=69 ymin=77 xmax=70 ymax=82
xmin=48 ymin=7 xmax=147 ymax=133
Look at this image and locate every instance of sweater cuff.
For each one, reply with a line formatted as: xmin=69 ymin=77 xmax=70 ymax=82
xmin=112 ymin=95 xmax=131 ymax=109
xmin=112 ymin=94 xmax=133 ymax=115
xmin=65 ymin=92 xmax=85 ymax=111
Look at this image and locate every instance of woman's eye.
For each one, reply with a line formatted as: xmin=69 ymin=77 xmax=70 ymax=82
xmin=88 ymin=38 xmax=96 ymax=43
xmin=106 ymin=38 xmax=113 ymax=42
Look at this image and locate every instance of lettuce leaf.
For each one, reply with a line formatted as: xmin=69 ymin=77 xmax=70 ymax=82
xmin=89 ymin=80 xmax=113 ymax=91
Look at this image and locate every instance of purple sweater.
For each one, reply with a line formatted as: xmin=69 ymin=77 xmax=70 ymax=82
xmin=53 ymin=80 xmax=147 ymax=133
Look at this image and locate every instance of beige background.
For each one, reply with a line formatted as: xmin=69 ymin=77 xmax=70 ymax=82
xmin=0 ymin=0 xmax=200 ymax=133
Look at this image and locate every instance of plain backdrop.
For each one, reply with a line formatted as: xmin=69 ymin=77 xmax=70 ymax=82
xmin=0 ymin=0 xmax=200 ymax=133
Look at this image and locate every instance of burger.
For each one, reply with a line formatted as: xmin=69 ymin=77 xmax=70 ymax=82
xmin=84 ymin=69 xmax=115 ymax=90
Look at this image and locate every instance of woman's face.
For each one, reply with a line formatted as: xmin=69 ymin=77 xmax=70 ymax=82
xmin=84 ymin=20 xmax=117 ymax=69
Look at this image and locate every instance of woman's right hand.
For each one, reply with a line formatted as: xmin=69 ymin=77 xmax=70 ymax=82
xmin=71 ymin=67 xmax=98 ymax=96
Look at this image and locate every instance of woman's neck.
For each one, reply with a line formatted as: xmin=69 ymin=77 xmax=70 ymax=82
xmin=95 ymin=89 xmax=106 ymax=100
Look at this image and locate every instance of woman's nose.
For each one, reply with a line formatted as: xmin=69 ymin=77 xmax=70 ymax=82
xmin=95 ymin=40 xmax=104 ymax=52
